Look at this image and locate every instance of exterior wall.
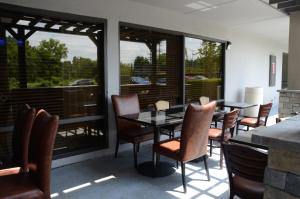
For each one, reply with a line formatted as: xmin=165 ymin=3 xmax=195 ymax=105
xmin=0 ymin=0 xmax=288 ymax=166
xmin=288 ymin=12 xmax=300 ymax=90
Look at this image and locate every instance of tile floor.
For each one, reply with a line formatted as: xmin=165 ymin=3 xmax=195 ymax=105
xmin=50 ymin=144 xmax=232 ymax=199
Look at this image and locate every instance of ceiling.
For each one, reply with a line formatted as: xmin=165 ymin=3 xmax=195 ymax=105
xmin=129 ymin=0 xmax=289 ymax=45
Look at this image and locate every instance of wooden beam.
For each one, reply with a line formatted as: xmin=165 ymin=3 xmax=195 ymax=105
xmin=6 ymin=27 xmax=19 ymax=39
xmin=3 ymin=23 xmax=97 ymax=37
xmin=269 ymin=0 xmax=292 ymax=5
xmin=284 ymin=5 xmax=300 ymax=12
xmin=278 ymin=0 xmax=300 ymax=9
xmin=24 ymin=29 xmax=35 ymax=40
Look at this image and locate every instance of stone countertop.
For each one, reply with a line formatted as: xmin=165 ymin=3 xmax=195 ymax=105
xmin=252 ymin=115 xmax=300 ymax=152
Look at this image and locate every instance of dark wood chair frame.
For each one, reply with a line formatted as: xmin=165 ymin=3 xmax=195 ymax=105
xmin=236 ymin=103 xmax=272 ymax=133
xmin=222 ymin=142 xmax=268 ymax=199
xmin=208 ymin=109 xmax=240 ymax=169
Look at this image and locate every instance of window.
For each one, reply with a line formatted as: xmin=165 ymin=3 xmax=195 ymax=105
xmin=185 ymin=37 xmax=224 ymax=103
xmin=0 ymin=10 xmax=107 ymax=163
xmin=120 ymin=25 xmax=183 ymax=108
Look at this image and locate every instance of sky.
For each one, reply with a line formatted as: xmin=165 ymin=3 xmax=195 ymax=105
xmin=28 ymin=32 xmax=97 ymax=61
xmin=15 ymin=31 xmax=205 ymax=63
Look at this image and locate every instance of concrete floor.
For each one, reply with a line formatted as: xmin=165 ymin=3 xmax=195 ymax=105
xmin=50 ymin=144 xmax=231 ymax=199
xmin=50 ymin=115 xmax=280 ymax=199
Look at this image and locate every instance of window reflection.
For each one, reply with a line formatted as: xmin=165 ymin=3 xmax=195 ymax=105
xmin=185 ymin=37 xmax=223 ymax=103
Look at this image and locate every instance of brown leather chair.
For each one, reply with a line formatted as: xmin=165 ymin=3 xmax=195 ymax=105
xmin=208 ymin=109 xmax=240 ymax=169
xmin=0 ymin=109 xmax=59 ymax=199
xmin=154 ymin=100 xmax=182 ymax=139
xmin=111 ymin=94 xmax=154 ymax=168
xmin=222 ymin=142 xmax=268 ymax=199
xmin=237 ymin=103 xmax=272 ymax=131
xmin=153 ymin=102 xmax=216 ymax=193
xmin=0 ymin=104 xmax=36 ymax=176
xmin=199 ymin=96 xmax=225 ymax=127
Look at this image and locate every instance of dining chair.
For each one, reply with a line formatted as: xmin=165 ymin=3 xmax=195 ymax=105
xmin=153 ymin=102 xmax=216 ymax=193
xmin=208 ymin=109 xmax=240 ymax=169
xmin=154 ymin=100 xmax=182 ymax=139
xmin=222 ymin=142 xmax=268 ymax=199
xmin=199 ymin=96 xmax=210 ymax=105
xmin=0 ymin=109 xmax=59 ymax=199
xmin=0 ymin=104 xmax=36 ymax=176
xmin=111 ymin=94 xmax=154 ymax=168
xmin=237 ymin=102 xmax=272 ymax=132
xmin=199 ymin=96 xmax=224 ymax=127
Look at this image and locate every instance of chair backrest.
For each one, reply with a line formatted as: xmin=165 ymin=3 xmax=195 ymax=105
xmin=12 ymin=104 xmax=36 ymax=171
xmin=223 ymin=109 xmax=240 ymax=129
xmin=180 ymin=102 xmax=216 ymax=162
xmin=222 ymin=142 xmax=268 ymax=184
xmin=155 ymin=100 xmax=170 ymax=111
xmin=199 ymin=96 xmax=210 ymax=105
xmin=111 ymin=94 xmax=141 ymax=133
xmin=28 ymin=109 xmax=59 ymax=197
xmin=257 ymin=103 xmax=272 ymax=125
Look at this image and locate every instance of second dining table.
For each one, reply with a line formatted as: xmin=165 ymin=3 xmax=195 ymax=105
xmin=119 ymin=105 xmax=224 ymax=177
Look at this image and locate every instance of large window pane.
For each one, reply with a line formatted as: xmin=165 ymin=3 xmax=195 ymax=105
xmin=0 ymin=27 xmax=106 ymax=164
xmin=120 ymin=26 xmax=182 ymax=108
xmin=185 ymin=37 xmax=224 ymax=103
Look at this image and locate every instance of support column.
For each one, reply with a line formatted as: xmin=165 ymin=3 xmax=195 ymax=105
xmin=0 ymin=25 xmax=10 ymax=123
xmin=0 ymin=25 xmax=8 ymax=91
xmin=17 ymin=28 xmax=27 ymax=88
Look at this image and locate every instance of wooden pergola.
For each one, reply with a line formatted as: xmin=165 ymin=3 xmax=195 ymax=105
xmin=269 ymin=0 xmax=300 ymax=13
xmin=0 ymin=3 xmax=104 ymax=89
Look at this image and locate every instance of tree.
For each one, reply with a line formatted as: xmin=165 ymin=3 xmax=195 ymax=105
xmin=72 ymin=56 xmax=97 ymax=80
xmin=33 ymin=39 xmax=68 ymax=82
xmin=134 ymin=56 xmax=150 ymax=66
xmin=198 ymin=41 xmax=222 ymax=78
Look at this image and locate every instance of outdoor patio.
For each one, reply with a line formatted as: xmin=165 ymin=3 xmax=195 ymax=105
xmin=50 ymin=145 xmax=230 ymax=199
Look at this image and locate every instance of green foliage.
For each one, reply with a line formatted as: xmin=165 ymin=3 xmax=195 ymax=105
xmin=134 ymin=56 xmax=150 ymax=65
xmin=7 ymin=37 xmax=98 ymax=89
xmin=185 ymin=41 xmax=222 ymax=78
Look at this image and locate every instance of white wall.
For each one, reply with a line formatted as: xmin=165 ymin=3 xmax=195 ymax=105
xmin=288 ymin=12 xmax=300 ymax=90
xmin=0 ymin=0 xmax=288 ymax=166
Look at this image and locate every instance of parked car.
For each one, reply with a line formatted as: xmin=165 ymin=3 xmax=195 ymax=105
xmin=156 ymin=78 xmax=167 ymax=85
xmin=130 ymin=76 xmax=151 ymax=85
xmin=69 ymin=79 xmax=94 ymax=86
xmin=191 ymin=75 xmax=208 ymax=80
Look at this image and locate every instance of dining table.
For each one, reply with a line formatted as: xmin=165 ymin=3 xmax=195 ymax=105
xmin=216 ymin=100 xmax=257 ymax=111
xmin=119 ymin=105 xmax=224 ymax=177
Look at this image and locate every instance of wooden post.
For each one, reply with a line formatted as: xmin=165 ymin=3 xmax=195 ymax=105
xmin=0 ymin=25 xmax=8 ymax=91
xmin=0 ymin=25 xmax=10 ymax=128
xmin=17 ymin=28 xmax=27 ymax=88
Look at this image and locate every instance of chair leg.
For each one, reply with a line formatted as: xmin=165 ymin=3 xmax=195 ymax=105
xmin=229 ymin=190 xmax=234 ymax=199
xmin=114 ymin=136 xmax=120 ymax=158
xmin=181 ymin=162 xmax=186 ymax=193
xmin=176 ymin=160 xmax=178 ymax=169
xmin=215 ymin=120 xmax=217 ymax=127
xmin=236 ymin=123 xmax=239 ymax=135
xmin=220 ymin=147 xmax=223 ymax=169
xmin=133 ymin=143 xmax=138 ymax=168
xmin=209 ymin=139 xmax=213 ymax=157
xmin=246 ymin=126 xmax=249 ymax=131
xmin=203 ymin=155 xmax=210 ymax=181
xmin=137 ymin=143 xmax=140 ymax=152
